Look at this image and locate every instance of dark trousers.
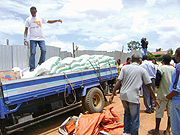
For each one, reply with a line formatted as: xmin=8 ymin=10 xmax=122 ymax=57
xmin=142 ymin=78 xmax=155 ymax=111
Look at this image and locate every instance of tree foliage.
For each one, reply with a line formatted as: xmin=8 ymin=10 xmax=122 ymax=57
xmin=156 ymin=48 xmax=162 ymax=52
xmin=127 ymin=41 xmax=141 ymax=51
xmin=167 ymin=48 xmax=173 ymax=55
xmin=147 ymin=51 xmax=153 ymax=60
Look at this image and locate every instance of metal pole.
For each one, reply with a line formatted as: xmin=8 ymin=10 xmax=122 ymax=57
xmin=7 ymin=39 xmax=9 ymax=45
xmin=72 ymin=42 xmax=75 ymax=58
xmin=122 ymin=45 xmax=124 ymax=53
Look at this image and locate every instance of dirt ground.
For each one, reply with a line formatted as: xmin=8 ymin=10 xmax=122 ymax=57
xmin=11 ymin=94 xmax=169 ymax=135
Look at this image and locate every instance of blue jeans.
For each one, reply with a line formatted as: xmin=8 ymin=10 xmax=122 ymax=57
xmin=30 ymin=40 xmax=46 ymax=71
xmin=122 ymin=100 xmax=140 ymax=135
xmin=170 ymin=101 xmax=180 ymax=135
xmin=142 ymin=48 xmax=147 ymax=57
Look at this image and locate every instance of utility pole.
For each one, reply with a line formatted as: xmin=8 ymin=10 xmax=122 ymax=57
xmin=121 ymin=45 xmax=124 ymax=62
xmin=72 ymin=42 xmax=79 ymax=58
xmin=72 ymin=42 xmax=75 ymax=58
xmin=7 ymin=39 xmax=9 ymax=45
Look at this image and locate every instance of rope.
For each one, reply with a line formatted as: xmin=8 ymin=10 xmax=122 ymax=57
xmin=63 ymin=72 xmax=77 ymax=106
xmin=107 ymin=60 xmax=113 ymax=80
xmin=87 ymin=59 xmax=102 ymax=82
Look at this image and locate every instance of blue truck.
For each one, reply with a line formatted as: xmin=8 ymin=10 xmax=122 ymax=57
xmin=0 ymin=66 xmax=118 ymax=134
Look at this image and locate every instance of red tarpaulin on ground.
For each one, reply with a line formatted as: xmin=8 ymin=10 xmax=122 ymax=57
xmin=60 ymin=106 xmax=124 ymax=135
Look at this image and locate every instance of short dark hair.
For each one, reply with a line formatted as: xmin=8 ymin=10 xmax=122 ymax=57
xmin=132 ymin=54 xmax=139 ymax=63
xmin=152 ymin=58 xmax=157 ymax=61
xmin=30 ymin=6 xmax=37 ymax=11
xmin=176 ymin=47 xmax=180 ymax=56
xmin=162 ymin=54 xmax=171 ymax=65
xmin=142 ymin=55 xmax=148 ymax=60
xmin=117 ymin=59 xmax=121 ymax=61
xmin=152 ymin=58 xmax=157 ymax=64
xmin=126 ymin=57 xmax=131 ymax=62
xmin=172 ymin=57 xmax=177 ymax=63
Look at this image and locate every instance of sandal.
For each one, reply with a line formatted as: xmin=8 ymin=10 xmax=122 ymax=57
xmin=163 ymin=130 xmax=171 ymax=135
xmin=148 ymin=129 xmax=159 ymax=135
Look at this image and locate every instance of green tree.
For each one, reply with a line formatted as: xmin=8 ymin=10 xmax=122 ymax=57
xmin=156 ymin=48 xmax=162 ymax=52
xmin=147 ymin=51 xmax=153 ymax=60
xmin=167 ymin=48 xmax=173 ymax=56
xmin=127 ymin=40 xmax=141 ymax=51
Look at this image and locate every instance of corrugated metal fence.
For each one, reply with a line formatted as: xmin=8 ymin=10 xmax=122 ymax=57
xmin=0 ymin=45 xmax=141 ymax=71
xmin=0 ymin=45 xmax=71 ymax=71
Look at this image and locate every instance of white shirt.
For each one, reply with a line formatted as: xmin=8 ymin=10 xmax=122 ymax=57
xmin=118 ymin=62 xmax=151 ymax=104
xmin=25 ymin=15 xmax=47 ymax=40
xmin=141 ymin=60 xmax=156 ymax=79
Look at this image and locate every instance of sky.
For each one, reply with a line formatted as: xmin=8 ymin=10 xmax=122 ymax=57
xmin=0 ymin=0 xmax=180 ymax=53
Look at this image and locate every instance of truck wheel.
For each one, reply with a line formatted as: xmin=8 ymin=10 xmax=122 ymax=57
xmin=84 ymin=87 xmax=105 ymax=113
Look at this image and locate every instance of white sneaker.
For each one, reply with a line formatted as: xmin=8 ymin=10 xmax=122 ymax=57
xmin=123 ymin=133 xmax=131 ymax=135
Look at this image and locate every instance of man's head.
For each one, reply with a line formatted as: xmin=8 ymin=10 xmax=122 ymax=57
xmin=139 ymin=57 xmax=142 ymax=64
xmin=117 ymin=59 xmax=121 ymax=65
xmin=175 ymin=47 xmax=180 ymax=63
xmin=131 ymin=54 xmax=140 ymax=63
xmin=142 ymin=55 xmax=148 ymax=61
xmin=126 ymin=57 xmax=131 ymax=64
xmin=172 ymin=56 xmax=177 ymax=64
xmin=152 ymin=58 xmax=157 ymax=64
xmin=162 ymin=54 xmax=171 ymax=65
xmin=30 ymin=6 xmax=37 ymax=17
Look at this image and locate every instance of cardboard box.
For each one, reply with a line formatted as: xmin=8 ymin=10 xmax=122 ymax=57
xmin=0 ymin=70 xmax=21 ymax=82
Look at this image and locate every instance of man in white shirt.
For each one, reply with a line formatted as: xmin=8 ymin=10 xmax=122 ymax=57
xmin=24 ymin=6 xmax=62 ymax=71
xmin=141 ymin=55 xmax=156 ymax=113
xmin=109 ymin=54 xmax=159 ymax=135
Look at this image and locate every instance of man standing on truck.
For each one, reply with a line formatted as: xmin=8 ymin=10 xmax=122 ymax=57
xmin=109 ymin=54 xmax=159 ymax=135
xmin=24 ymin=6 xmax=62 ymax=72
xmin=141 ymin=37 xmax=148 ymax=57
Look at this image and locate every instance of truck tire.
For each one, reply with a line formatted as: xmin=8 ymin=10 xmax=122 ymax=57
xmin=84 ymin=87 xmax=105 ymax=113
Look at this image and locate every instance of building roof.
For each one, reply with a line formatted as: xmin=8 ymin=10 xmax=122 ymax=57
xmin=151 ymin=51 xmax=167 ymax=55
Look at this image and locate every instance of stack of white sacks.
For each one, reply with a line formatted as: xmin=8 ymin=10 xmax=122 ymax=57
xmin=22 ymin=55 xmax=115 ymax=79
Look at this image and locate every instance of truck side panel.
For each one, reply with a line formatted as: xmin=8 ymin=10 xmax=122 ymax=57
xmin=0 ymin=67 xmax=117 ymax=119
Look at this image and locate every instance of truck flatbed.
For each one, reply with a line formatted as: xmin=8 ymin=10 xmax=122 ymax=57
xmin=0 ymin=66 xmax=118 ymax=134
